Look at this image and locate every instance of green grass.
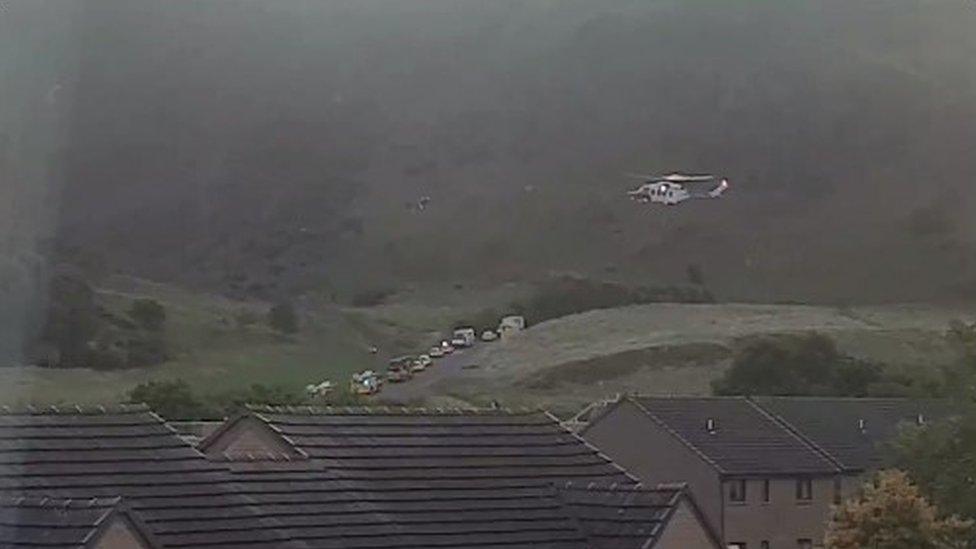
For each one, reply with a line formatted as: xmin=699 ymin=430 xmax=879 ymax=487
xmin=0 ymin=277 xmax=380 ymax=405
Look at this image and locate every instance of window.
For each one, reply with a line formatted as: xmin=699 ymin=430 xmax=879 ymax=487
xmin=797 ymin=539 xmax=813 ymax=549
xmin=729 ymin=479 xmax=746 ymax=502
xmin=833 ymin=477 xmax=842 ymax=504
xmin=796 ymin=478 xmax=813 ymax=501
xmin=762 ymin=479 xmax=771 ymax=503
xmin=761 ymin=542 xmax=770 ymax=549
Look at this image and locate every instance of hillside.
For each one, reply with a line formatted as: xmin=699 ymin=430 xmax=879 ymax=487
xmin=0 ymin=276 xmax=433 ymax=405
xmin=384 ymin=302 xmax=968 ymax=411
xmin=44 ymin=0 xmax=976 ymax=304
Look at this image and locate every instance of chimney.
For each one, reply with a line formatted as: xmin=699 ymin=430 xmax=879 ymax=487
xmin=857 ymin=418 xmax=866 ymax=433
xmin=706 ymin=418 xmax=717 ymax=434
xmin=916 ymin=413 xmax=925 ymax=426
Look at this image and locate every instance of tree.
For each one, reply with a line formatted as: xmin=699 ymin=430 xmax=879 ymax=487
xmin=825 ymin=470 xmax=972 ymax=549
xmin=128 ymin=379 xmax=212 ymax=420
xmin=712 ymin=332 xmax=883 ymax=396
xmin=37 ymin=270 xmax=100 ymax=367
xmin=267 ymin=302 xmax=299 ymax=334
xmin=888 ymin=407 xmax=976 ymax=521
xmin=129 ymin=298 xmax=166 ymax=331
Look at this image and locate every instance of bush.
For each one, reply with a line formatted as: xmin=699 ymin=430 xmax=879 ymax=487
xmin=37 ymin=271 xmax=99 ymax=367
xmin=128 ymin=380 xmax=307 ymax=420
xmin=712 ymin=333 xmax=892 ymax=397
xmin=129 ymin=298 xmax=166 ymax=331
xmin=268 ymin=302 xmax=299 ymax=334
xmin=128 ymin=380 xmax=214 ymax=420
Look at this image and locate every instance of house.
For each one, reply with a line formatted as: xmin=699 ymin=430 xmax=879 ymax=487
xmin=558 ymin=483 xmax=724 ymax=549
xmin=0 ymin=496 xmax=160 ymax=549
xmin=752 ymin=396 xmax=953 ymax=480
xmin=197 ymin=404 xmax=723 ymax=549
xmin=581 ymin=396 xmax=842 ymax=549
xmin=0 ymin=402 xmax=722 ymax=548
xmin=0 ymin=404 xmax=299 ymax=547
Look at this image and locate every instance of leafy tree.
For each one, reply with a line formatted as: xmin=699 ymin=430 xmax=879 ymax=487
xmin=37 ymin=271 xmax=100 ymax=367
xmin=825 ymin=470 xmax=972 ymax=549
xmin=267 ymin=302 xmax=299 ymax=334
xmin=129 ymin=298 xmax=166 ymax=331
xmin=713 ymin=332 xmax=888 ymax=396
xmin=888 ymin=406 xmax=976 ymax=521
xmin=213 ymin=383 xmax=305 ymax=412
xmin=128 ymin=380 xmax=213 ymax=420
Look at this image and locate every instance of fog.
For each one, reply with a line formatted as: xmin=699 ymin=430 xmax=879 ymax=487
xmin=4 ymin=1 xmax=976 ymax=356
xmin=0 ymin=2 xmax=80 ymax=364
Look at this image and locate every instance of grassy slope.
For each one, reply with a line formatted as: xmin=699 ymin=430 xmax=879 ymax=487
xmin=0 ymin=277 xmax=526 ymax=406
xmin=0 ymin=277 xmax=379 ymax=405
xmin=411 ymin=302 xmax=970 ymax=412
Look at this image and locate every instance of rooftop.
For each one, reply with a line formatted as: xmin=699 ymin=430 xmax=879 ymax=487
xmin=628 ymin=397 xmax=840 ymax=476
xmin=0 ymin=404 xmax=296 ymax=548
xmin=752 ymin=396 xmax=954 ymax=472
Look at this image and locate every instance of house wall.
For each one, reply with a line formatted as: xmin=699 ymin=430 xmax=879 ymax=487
xmin=722 ymin=476 xmax=838 ymax=549
xmin=581 ymin=401 xmax=723 ymax=533
xmin=94 ymin=516 xmax=150 ymax=549
xmin=200 ymin=416 xmax=299 ymax=459
xmin=656 ymin=500 xmax=720 ymax=549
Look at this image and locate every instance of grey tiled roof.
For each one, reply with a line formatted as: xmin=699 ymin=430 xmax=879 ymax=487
xmin=557 ymin=483 xmax=718 ymax=549
xmin=247 ymin=405 xmax=636 ymax=485
xmin=631 ymin=397 xmax=840 ymax=476
xmin=0 ymin=404 xmax=702 ymax=548
xmin=752 ymin=397 xmax=954 ymax=472
xmin=0 ymin=405 xmax=296 ymax=548
xmin=0 ymin=496 xmax=150 ymax=548
xmin=204 ymin=406 xmax=649 ymax=549
xmin=227 ymin=463 xmax=593 ymax=549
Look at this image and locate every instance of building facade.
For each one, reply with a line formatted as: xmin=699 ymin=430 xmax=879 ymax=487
xmin=581 ymin=397 xmax=844 ymax=549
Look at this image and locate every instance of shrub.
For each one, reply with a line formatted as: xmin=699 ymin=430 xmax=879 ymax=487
xmin=268 ymin=302 xmax=299 ymax=334
xmin=129 ymin=298 xmax=166 ymax=331
xmin=712 ymin=333 xmax=893 ymax=397
xmin=128 ymin=380 xmax=213 ymax=420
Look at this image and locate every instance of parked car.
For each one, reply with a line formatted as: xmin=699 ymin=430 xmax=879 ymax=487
xmin=350 ymin=371 xmax=381 ymax=395
xmin=387 ymin=357 xmax=415 ymax=382
xmin=417 ymin=354 xmax=432 ymax=368
xmin=452 ymin=327 xmax=476 ymax=347
xmin=429 ymin=346 xmax=445 ymax=358
xmin=480 ymin=330 xmax=498 ymax=342
xmin=409 ymin=358 xmax=427 ymax=373
xmin=386 ymin=365 xmax=412 ymax=382
xmin=305 ymin=380 xmax=334 ymax=398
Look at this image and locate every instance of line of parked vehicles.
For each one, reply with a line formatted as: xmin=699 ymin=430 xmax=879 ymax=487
xmin=348 ymin=326 xmax=502 ymax=396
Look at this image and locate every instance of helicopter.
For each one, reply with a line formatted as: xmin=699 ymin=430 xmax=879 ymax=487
xmin=626 ymin=172 xmax=729 ymax=206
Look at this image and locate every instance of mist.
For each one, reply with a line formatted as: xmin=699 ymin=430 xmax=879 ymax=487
xmin=0 ymin=2 xmax=80 ymax=364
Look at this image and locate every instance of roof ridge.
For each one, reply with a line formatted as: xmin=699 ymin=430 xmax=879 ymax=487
xmin=544 ymin=410 xmax=642 ymax=485
xmin=558 ymin=483 xmax=679 ymax=495
xmin=0 ymin=495 xmax=123 ymax=508
xmin=0 ymin=403 xmax=150 ymax=415
xmin=246 ymin=403 xmax=543 ymax=416
xmin=751 ymin=395 xmax=924 ymax=403
xmin=624 ymin=396 xmax=728 ymax=475
xmin=632 ymin=395 xmax=744 ymax=402
xmin=744 ymin=398 xmax=843 ymax=473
